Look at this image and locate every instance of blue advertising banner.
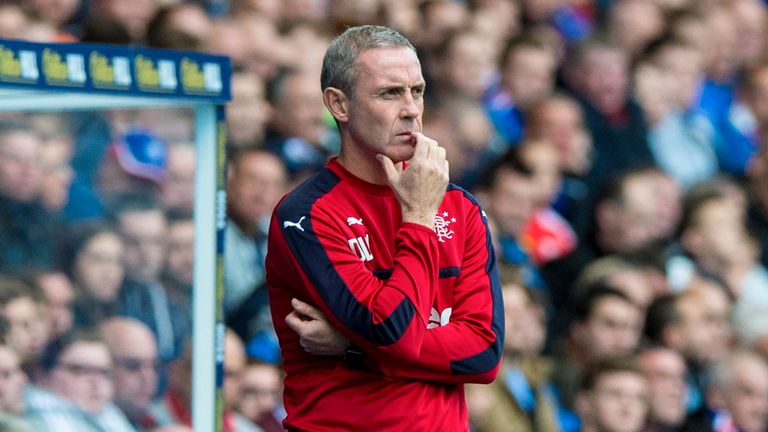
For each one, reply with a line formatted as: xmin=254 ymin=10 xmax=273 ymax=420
xmin=0 ymin=39 xmax=230 ymax=102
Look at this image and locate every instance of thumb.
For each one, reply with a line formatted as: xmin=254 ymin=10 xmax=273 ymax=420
xmin=377 ymin=154 xmax=399 ymax=184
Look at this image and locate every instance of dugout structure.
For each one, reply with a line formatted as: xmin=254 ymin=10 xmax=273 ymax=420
xmin=0 ymin=38 xmax=231 ymax=431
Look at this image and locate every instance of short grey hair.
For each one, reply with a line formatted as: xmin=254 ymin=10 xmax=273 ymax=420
xmin=321 ymin=25 xmax=417 ymax=96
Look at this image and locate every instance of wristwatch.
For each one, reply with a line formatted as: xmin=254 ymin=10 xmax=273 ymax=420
xmin=344 ymin=344 xmax=367 ymax=370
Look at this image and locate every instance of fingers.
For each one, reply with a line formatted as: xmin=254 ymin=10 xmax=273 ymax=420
xmin=291 ymin=298 xmax=324 ymax=320
xmin=285 ymin=311 xmax=304 ymax=334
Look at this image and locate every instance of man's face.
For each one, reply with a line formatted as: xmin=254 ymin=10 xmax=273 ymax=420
xmin=724 ymin=358 xmax=768 ymax=432
xmin=487 ymin=168 xmax=536 ymax=237
xmin=119 ymin=209 xmax=167 ymax=282
xmin=676 ymin=284 xmax=732 ymax=364
xmin=639 ymin=349 xmax=688 ymax=426
xmin=344 ymin=47 xmax=425 ymax=164
xmin=503 ymin=46 xmax=557 ymax=109
xmin=74 ymin=232 xmax=125 ymax=302
xmin=588 ymin=371 xmax=649 ymax=432
xmin=0 ymin=130 xmax=42 ymax=202
xmin=49 ymin=341 xmax=114 ymax=413
xmin=167 ymin=219 xmax=195 ymax=286
xmin=228 ymin=152 xmax=287 ymax=225
xmin=238 ymin=364 xmax=282 ymax=423
xmin=273 ymin=73 xmax=328 ymax=146
xmin=4 ymin=296 xmax=48 ymax=361
xmin=109 ymin=328 xmax=159 ymax=410
xmin=38 ymin=272 xmax=75 ymax=338
xmin=579 ymin=297 xmax=642 ymax=359
xmin=0 ymin=346 xmax=27 ymax=414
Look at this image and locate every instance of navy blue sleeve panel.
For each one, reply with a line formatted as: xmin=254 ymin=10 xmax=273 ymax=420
xmin=376 ymin=186 xmax=504 ymax=384
xmin=272 ymin=168 xmax=439 ymax=361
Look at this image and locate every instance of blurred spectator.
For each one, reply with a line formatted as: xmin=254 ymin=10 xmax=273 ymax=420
xmin=466 ymin=271 xmax=575 ymax=432
xmin=150 ymin=332 xmax=262 ymax=432
xmin=638 ymin=346 xmax=689 ymax=432
xmin=25 ymin=329 xmax=135 ymax=432
xmin=0 ymin=121 xmax=55 ymax=270
xmin=677 ymin=178 xmax=761 ymax=298
xmin=234 ymin=13 xmax=288 ymax=81
xmin=661 ymin=275 xmax=734 ymax=413
xmin=554 ymin=286 xmax=643 ymax=409
xmin=636 ymin=43 xmax=720 ymax=189
xmin=0 ymin=4 xmax=31 ymax=39
xmin=562 ymin=36 xmax=654 ymax=188
xmin=413 ymin=0 xmax=469 ymax=51
xmin=101 ymin=317 xmax=162 ymax=431
xmin=226 ymin=70 xmax=272 ymax=148
xmin=682 ymin=350 xmax=768 ymax=432
xmin=162 ymin=210 xmax=193 ymax=314
xmin=236 ymin=361 xmax=284 ymax=432
xmin=425 ymin=26 xmax=498 ymax=103
xmin=518 ymin=138 xmax=578 ymax=266
xmin=422 ymin=95 xmax=498 ymax=188
xmin=474 ymin=147 xmax=543 ymax=291
xmin=574 ymin=358 xmax=649 ymax=432
xmin=526 ymin=93 xmax=594 ymax=238
xmin=85 ymin=0 xmax=157 ymax=43
xmin=145 ymin=3 xmax=211 ymax=51
xmin=159 ymin=142 xmax=195 ymax=214
xmin=484 ymin=31 xmax=559 ymax=146
xmin=542 ymin=168 xmax=677 ymax=317
xmin=733 ymin=63 xmax=768 ymax=162
xmin=265 ymin=69 xmax=334 ymax=183
xmin=61 ymin=222 xmax=125 ymax=329
xmin=34 ymin=270 xmax=75 ymax=339
xmin=0 ymin=276 xmax=49 ymax=373
xmin=113 ymin=194 xmax=189 ymax=364
xmin=0 ymin=342 xmax=32 ymax=432
xmin=25 ymin=0 xmax=82 ymax=41
xmin=225 ymin=147 xmax=287 ymax=319
xmin=605 ymin=0 xmax=664 ymax=57
xmin=572 ymin=255 xmax=655 ymax=313
xmin=34 ymin=114 xmax=76 ymax=215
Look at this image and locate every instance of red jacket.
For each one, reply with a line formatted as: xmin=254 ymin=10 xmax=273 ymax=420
xmin=266 ymin=159 xmax=504 ymax=431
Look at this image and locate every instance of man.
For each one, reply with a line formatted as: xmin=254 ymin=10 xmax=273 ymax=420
xmin=683 ymin=350 xmax=768 ymax=432
xmin=25 ymin=329 xmax=135 ymax=432
xmin=0 ymin=341 xmax=32 ymax=431
xmin=0 ymin=121 xmax=55 ymax=270
xmin=575 ymin=358 xmax=649 ymax=432
xmin=638 ymin=346 xmax=689 ymax=431
xmin=100 ymin=317 xmax=161 ymax=431
xmin=114 ymin=194 xmax=189 ymax=366
xmin=266 ymin=25 xmax=503 ymax=431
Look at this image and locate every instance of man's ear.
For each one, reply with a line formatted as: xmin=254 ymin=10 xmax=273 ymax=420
xmin=324 ymin=87 xmax=349 ymax=123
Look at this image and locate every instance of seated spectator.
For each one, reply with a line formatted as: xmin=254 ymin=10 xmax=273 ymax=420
xmin=466 ymin=268 xmax=576 ymax=432
xmin=149 ymin=331 xmax=261 ymax=432
xmin=574 ymin=358 xmax=649 ymax=432
xmin=682 ymin=350 xmax=768 ymax=432
xmin=60 ymin=222 xmax=125 ymax=329
xmin=553 ymin=286 xmax=643 ymax=410
xmin=32 ymin=269 xmax=75 ymax=339
xmin=113 ymin=194 xmax=189 ymax=365
xmin=748 ymin=142 xmax=768 ymax=269
xmin=638 ymin=346 xmax=689 ymax=432
xmin=25 ymin=329 xmax=135 ymax=432
xmin=0 ymin=121 xmax=55 ymax=270
xmin=265 ymin=68 xmax=335 ymax=184
xmin=226 ymin=70 xmax=272 ymax=149
xmin=0 ymin=340 xmax=32 ymax=431
xmin=525 ymin=93 xmax=594 ymax=239
xmin=658 ymin=275 xmax=734 ymax=414
xmin=159 ymin=142 xmax=195 ymax=215
xmin=0 ymin=276 xmax=49 ymax=374
xmin=237 ymin=361 xmax=284 ymax=432
xmin=101 ymin=317 xmax=162 ymax=431
xmin=162 ymin=210 xmax=194 ymax=317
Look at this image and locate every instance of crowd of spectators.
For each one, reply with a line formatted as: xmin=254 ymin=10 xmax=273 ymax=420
xmin=1 ymin=0 xmax=768 ymax=431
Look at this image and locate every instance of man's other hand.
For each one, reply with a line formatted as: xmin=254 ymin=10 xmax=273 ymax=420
xmin=285 ymin=298 xmax=349 ymax=356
